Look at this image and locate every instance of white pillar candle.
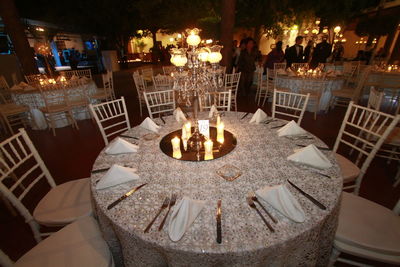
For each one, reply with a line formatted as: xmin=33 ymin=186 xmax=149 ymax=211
xmin=171 ymin=137 xmax=182 ymax=159
xmin=181 ymin=125 xmax=188 ymax=151
xmin=184 ymin=122 xmax=191 ymax=138
xmin=204 ymin=139 xmax=213 ymax=160
xmin=217 ymin=122 xmax=224 ymax=144
xmin=216 ymin=115 xmax=221 ymax=126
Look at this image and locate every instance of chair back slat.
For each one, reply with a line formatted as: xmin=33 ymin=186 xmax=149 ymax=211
xmin=200 ymin=90 xmax=232 ymax=111
xmin=89 ymin=97 xmax=131 ymax=145
xmin=162 ymin=66 xmax=175 ymax=75
xmin=0 ymin=76 xmax=9 ymax=90
xmin=367 ymin=87 xmax=384 ymax=111
xmin=272 ymin=89 xmax=309 ymax=125
xmin=333 ymin=101 xmax=400 ymax=194
xmin=152 ymin=75 xmax=173 ymax=91
xmin=144 ymin=89 xmax=176 ymax=119
xmin=273 ymin=63 xmax=287 ymax=79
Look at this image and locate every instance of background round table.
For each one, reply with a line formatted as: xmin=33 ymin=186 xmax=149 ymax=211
xmin=91 ymin=112 xmax=343 ymax=267
xmin=275 ymin=75 xmax=344 ymax=111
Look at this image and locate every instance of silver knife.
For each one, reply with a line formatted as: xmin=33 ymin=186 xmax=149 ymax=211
xmin=107 ymin=183 xmax=147 ymax=210
xmin=216 ymin=199 xmax=222 ymax=244
xmin=240 ymin=112 xmax=250 ymax=120
xmin=287 ymin=180 xmax=326 ymax=210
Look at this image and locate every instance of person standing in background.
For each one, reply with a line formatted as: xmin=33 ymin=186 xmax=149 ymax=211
xmin=233 ymin=39 xmax=246 ymax=71
xmin=237 ymin=38 xmax=257 ymax=96
xmin=303 ymin=40 xmax=314 ymax=63
xmin=264 ymin=41 xmax=285 ymax=72
xmin=284 ymin=36 xmax=304 ymax=67
xmin=310 ymin=37 xmax=332 ymax=68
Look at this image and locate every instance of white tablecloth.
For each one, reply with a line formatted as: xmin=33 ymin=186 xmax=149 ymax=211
xmin=275 ymin=76 xmax=344 ymax=111
xmin=11 ymin=81 xmax=98 ymax=130
xmin=91 ymin=112 xmax=342 ymax=267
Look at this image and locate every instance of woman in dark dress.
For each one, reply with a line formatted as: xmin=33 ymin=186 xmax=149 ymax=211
xmin=264 ymin=41 xmax=285 ymax=72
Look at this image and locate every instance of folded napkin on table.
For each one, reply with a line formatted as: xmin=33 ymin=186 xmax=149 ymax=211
xmin=96 ymin=164 xmax=139 ymax=190
xmin=173 ymin=107 xmax=187 ymax=122
xmin=256 ymin=184 xmax=305 ymax=223
xmin=277 ymin=120 xmax=307 ymax=136
xmin=105 ymin=137 xmax=138 ymax=155
xmin=79 ymin=76 xmax=90 ymax=82
xmin=10 ymin=82 xmax=32 ymax=90
xmin=249 ymin=108 xmax=268 ymax=124
xmin=208 ymin=104 xmax=218 ymax=118
xmin=70 ymin=75 xmax=79 ymax=80
xmin=140 ymin=117 xmax=161 ymax=133
xmin=287 ymin=144 xmax=332 ymax=170
xmin=168 ymin=196 xmax=206 ymax=242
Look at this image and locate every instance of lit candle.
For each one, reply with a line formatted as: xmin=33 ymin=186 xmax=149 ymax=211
xmin=184 ymin=122 xmax=191 ymax=138
xmin=208 ymin=52 xmax=222 ymax=64
xmin=60 ymin=76 xmax=66 ymax=82
xmin=204 ymin=139 xmax=213 ymax=160
xmin=171 ymin=137 xmax=182 ymax=159
xmin=217 ymin=122 xmax=224 ymax=144
xmin=171 ymin=55 xmax=187 ymax=67
xmin=388 ymin=66 xmax=392 ymax=72
xmin=187 ymin=32 xmax=201 ymax=46
xmin=198 ymin=51 xmax=209 ymax=62
xmin=216 ymin=114 xmax=221 ymax=126
xmin=181 ymin=125 xmax=188 ymax=151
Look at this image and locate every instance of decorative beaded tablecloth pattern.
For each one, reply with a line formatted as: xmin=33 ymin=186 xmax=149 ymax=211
xmin=91 ymin=112 xmax=343 ymax=267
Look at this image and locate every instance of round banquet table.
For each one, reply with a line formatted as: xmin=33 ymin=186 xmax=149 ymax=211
xmin=91 ymin=112 xmax=343 ymax=267
xmin=275 ymin=75 xmax=344 ymax=112
xmin=11 ymin=81 xmax=98 ymax=130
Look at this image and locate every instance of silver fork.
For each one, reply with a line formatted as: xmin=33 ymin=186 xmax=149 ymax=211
xmin=158 ymin=193 xmax=177 ymax=231
xmin=144 ymin=197 xmax=170 ymax=233
xmin=250 ymin=193 xmax=278 ymax=223
xmin=247 ymin=197 xmax=275 ymax=232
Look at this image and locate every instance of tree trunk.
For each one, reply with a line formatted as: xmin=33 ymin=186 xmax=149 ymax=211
xmin=0 ymin=0 xmax=38 ymax=74
xmin=220 ymin=0 xmax=236 ymax=72
xmin=151 ymin=29 xmax=158 ymax=63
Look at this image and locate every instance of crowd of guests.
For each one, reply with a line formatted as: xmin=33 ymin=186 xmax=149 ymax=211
xmin=232 ymin=35 xmax=336 ymax=96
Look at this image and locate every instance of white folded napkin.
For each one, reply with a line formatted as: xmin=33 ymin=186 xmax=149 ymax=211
xmin=70 ymin=75 xmax=79 ymax=80
xmin=105 ymin=137 xmax=138 ymax=155
xmin=249 ymin=108 xmax=268 ymax=124
xmin=10 ymin=82 xmax=30 ymax=90
xmin=277 ymin=120 xmax=307 ymax=136
xmin=256 ymin=184 xmax=305 ymax=223
xmin=277 ymin=69 xmax=287 ymax=75
xmin=287 ymin=144 xmax=332 ymax=169
xmin=208 ymin=104 xmax=218 ymax=118
xmin=140 ymin=117 xmax=161 ymax=133
xmin=168 ymin=196 xmax=206 ymax=242
xmin=96 ymin=164 xmax=139 ymax=190
xmin=173 ymin=107 xmax=187 ymax=122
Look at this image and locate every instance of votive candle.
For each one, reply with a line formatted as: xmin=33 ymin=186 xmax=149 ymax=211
xmin=204 ymin=139 xmax=213 ymax=160
xmin=217 ymin=122 xmax=224 ymax=144
xmin=171 ymin=137 xmax=182 ymax=159
xmin=184 ymin=122 xmax=191 ymax=138
xmin=181 ymin=125 xmax=188 ymax=151
xmin=216 ymin=114 xmax=221 ymax=126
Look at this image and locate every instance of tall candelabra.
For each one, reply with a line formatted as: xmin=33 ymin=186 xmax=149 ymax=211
xmin=169 ymin=28 xmax=224 ymax=157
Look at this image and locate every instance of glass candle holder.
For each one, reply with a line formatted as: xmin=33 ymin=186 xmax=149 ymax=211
xmin=171 ymin=136 xmax=182 ymax=159
xmin=204 ymin=139 xmax=213 ymax=160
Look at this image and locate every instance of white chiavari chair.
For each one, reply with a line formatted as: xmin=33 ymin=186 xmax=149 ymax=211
xmin=144 ymin=89 xmax=176 ymax=119
xmin=0 ymin=216 xmax=114 ymax=267
xmin=299 ymin=80 xmax=327 ymax=120
xmin=89 ymin=97 xmax=130 ymax=145
xmin=330 ymin=66 xmax=371 ymax=108
xmin=332 ymin=101 xmax=400 ymax=194
xmin=75 ymin=69 xmax=92 ymax=79
xmin=133 ymin=73 xmax=148 ymax=117
xmin=224 ymin=73 xmax=241 ymax=111
xmin=258 ymin=69 xmax=274 ymax=107
xmin=152 ymin=74 xmax=173 ymax=91
xmin=273 ymin=63 xmax=287 ymax=79
xmin=63 ymin=80 xmax=91 ymax=120
xmin=291 ymin=62 xmax=308 ymax=71
xmin=90 ymin=71 xmax=115 ymax=102
xmin=200 ymin=90 xmax=232 ymax=112
xmin=328 ymin=193 xmax=400 ymax=266
xmin=39 ymin=84 xmax=78 ymax=136
xmin=0 ymin=85 xmax=30 ymax=135
xmin=61 ymin=70 xmax=76 ymax=79
xmin=0 ymin=128 xmax=92 ymax=242
xmin=162 ymin=65 xmax=175 ymax=75
xmin=367 ymin=87 xmax=384 ymax=111
xmin=141 ymin=67 xmax=154 ymax=84
xmin=342 ymin=62 xmax=358 ymax=86
xmin=25 ymin=74 xmax=46 ymax=84
xmin=0 ymin=76 xmax=9 ymax=90
xmin=272 ymin=89 xmax=309 ymax=125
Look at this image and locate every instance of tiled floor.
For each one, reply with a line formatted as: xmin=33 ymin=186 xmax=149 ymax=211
xmin=1 ymin=67 xmax=399 ymax=266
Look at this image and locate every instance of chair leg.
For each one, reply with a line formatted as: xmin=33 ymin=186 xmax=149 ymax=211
xmin=328 ymin=247 xmax=340 ymax=267
xmin=48 ymin=114 xmax=56 ymax=136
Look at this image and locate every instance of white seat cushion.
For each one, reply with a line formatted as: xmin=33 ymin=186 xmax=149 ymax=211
xmin=336 ymin=192 xmax=400 ymax=257
xmin=16 ymin=216 xmax=114 ymax=267
xmin=33 ymin=178 xmax=92 ymax=226
xmin=334 ymin=153 xmax=360 ymax=183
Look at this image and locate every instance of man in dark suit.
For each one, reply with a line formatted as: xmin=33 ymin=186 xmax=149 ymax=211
xmin=285 ymin=36 xmax=304 ymax=67
xmin=310 ymin=36 xmax=332 ymax=68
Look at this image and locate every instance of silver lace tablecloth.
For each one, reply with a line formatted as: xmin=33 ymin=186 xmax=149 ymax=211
xmin=275 ymin=76 xmax=344 ymax=112
xmin=91 ymin=112 xmax=342 ymax=267
xmin=11 ymin=81 xmax=98 ymax=130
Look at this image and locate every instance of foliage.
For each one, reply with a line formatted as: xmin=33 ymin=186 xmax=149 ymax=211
xmin=355 ymin=14 xmax=399 ymax=37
